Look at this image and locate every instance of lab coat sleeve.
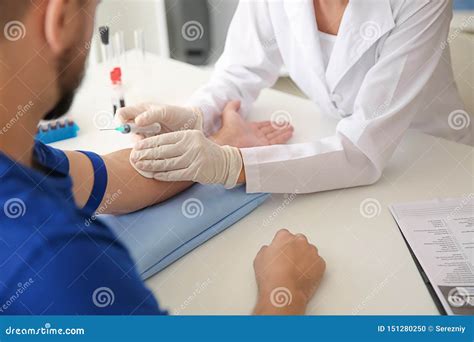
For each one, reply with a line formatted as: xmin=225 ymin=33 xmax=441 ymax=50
xmin=188 ymin=0 xmax=284 ymax=135
xmin=241 ymin=1 xmax=453 ymax=194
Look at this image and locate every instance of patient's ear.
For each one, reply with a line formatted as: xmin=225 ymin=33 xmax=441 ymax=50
xmin=44 ymin=0 xmax=81 ymax=56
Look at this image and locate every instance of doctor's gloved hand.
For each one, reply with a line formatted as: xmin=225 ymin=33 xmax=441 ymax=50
xmin=130 ymin=130 xmax=243 ymax=189
xmin=117 ymin=103 xmax=204 ymax=137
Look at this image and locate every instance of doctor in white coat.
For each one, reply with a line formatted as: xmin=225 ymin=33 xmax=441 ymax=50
xmin=122 ymin=0 xmax=473 ymax=194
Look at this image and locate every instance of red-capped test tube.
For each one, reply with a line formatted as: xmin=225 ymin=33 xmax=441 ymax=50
xmin=110 ymin=67 xmax=126 ymax=115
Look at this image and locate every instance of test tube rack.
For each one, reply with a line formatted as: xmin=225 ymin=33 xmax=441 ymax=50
xmin=36 ymin=119 xmax=80 ymax=144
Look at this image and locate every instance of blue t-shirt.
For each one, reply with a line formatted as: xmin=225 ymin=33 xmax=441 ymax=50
xmin=0 ymin=142 xmax=166 ymax=315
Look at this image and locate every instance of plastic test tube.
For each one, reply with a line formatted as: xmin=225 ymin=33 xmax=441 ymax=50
xmin=114 ymin=31 xmax=126 ymax=63
xmin=110 ymin=67 xmax=126 ymax=115
xmin=134 ymin=29 xmax=146 ymax=60
xmin=99 ymin=26 xmax=112 ymax=63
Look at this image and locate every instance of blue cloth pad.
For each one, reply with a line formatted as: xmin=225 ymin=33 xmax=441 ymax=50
xmin=100 ymin=185 xmax=269 ymax=279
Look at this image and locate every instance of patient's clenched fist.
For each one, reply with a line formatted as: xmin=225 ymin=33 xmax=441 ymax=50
xmin=253 ymin=229 xmax=326 ymax=315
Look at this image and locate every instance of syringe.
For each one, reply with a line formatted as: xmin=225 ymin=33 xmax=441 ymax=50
xmin=100 ymin=123 xmax=162 ymax=135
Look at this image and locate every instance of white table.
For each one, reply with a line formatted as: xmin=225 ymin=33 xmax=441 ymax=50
xmin=53 ymin=51 xmax=474 ymax=315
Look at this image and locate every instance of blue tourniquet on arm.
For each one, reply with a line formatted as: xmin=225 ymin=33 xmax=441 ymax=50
xmin=77 ymin=150 xmax=108 ymax=215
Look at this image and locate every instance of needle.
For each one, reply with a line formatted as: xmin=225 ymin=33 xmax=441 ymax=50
xmin=100 ymin=123 xmax=162 ymax=135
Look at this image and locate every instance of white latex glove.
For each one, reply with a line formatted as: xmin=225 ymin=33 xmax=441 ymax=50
xmin=130 ymin=130 xmax=243 ymax=189
xmin=116 ymin=103 xmax=204 ymax=136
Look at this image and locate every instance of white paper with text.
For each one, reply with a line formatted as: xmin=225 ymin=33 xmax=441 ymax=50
xmin=391 ymin=196 xmax=474 ymax=315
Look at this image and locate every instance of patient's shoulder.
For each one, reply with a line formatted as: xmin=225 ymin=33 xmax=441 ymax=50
xmin=0 ymin=219 xmax=163 ymax=315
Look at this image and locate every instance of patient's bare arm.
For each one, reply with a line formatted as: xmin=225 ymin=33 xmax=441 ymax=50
xmin=66 ymin=149 xmax=193 ymax=216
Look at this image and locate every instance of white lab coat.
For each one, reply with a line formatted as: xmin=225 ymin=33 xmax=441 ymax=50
xmin=189 ymin=0 xmax=473 ymax=194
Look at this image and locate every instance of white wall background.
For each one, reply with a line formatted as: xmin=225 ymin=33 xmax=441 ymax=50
xmin=91 ymin=0 xmax=238 ymax=64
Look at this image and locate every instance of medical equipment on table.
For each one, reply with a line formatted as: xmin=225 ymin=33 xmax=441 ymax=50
xmin=36 ymin=119 xmax=80 ymax=144
xmin=113 ymin=31 xmax=126 ymax=62
xmin=110 ymin=67 xmax=126 ymax=114
xmin=98 ymin=26 xmax=127 ymax=115
xmin=99 ymin=26 xmax=112 ymax=62
xmin=100 ymin=123 xmax=162 ymax=135
xmin=134 ymin=29 xmax=146 ymax=61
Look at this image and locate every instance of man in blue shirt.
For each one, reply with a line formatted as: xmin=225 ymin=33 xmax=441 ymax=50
xmin=0 ymin=0 xmax=326 ymax=315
